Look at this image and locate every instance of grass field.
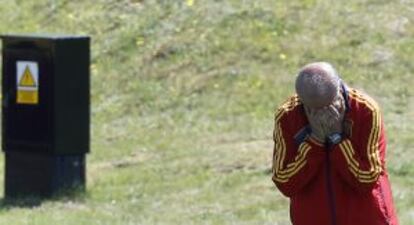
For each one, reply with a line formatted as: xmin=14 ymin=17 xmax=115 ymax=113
xmin=0 ymin=0 xmax=413 ymax=224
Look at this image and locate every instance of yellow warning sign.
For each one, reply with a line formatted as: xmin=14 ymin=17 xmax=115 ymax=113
xmin=16 ymin=61 xmax=39 ymax=105
xmin=19 ymin=66 xmax=37 ymax=87
xmin=17 ymin=90 xmax=39 ymax=104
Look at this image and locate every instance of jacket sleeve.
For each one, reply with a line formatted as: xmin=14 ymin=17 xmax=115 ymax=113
xmin=331 ymin=101 xmax=384 ymax=193
xmin=272 ymin=109 xmax=325 ymax=197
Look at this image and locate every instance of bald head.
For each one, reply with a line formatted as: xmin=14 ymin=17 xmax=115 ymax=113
xmin=295 ymin=62 xmax=341 ymax=108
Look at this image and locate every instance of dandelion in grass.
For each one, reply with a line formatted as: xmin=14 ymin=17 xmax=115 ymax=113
xmin=186 ymin=0 xmax=194 ymax=7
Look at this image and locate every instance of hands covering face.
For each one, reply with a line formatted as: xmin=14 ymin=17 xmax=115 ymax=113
xmin=304 ymin=95 xmax=345 ymax=143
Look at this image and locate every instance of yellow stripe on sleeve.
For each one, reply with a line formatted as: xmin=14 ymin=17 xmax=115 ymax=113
xmin=272 ymin=95 xmax=312 ymax=183
xmin=339 ymin=140 xmax=381 ymax=182
xmin=338 ymin=90 xmax=383 ymax=183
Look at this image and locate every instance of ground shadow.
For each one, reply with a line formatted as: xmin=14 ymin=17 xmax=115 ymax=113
xmin=0 ymin=189 xmax=88 ymax=211
xmin=0 ymin=196 xmax=44 ymax=210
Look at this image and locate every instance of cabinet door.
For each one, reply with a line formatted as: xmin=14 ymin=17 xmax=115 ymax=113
xmin=2 ymin=48 xmax=53 ymax=153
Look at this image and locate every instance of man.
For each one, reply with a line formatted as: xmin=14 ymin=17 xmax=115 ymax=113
xmin=271 ymin=62 xmax=399 ymax=225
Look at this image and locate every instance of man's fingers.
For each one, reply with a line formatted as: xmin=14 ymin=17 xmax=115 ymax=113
xmin=328 ymin=105 xmax=340 ymax=118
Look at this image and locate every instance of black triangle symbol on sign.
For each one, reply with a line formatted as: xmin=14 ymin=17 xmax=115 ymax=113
xmin=19 ymin=66 xmax=37 ymax=87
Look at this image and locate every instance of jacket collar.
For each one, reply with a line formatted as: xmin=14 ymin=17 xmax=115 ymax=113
xmin=341 ymin=81 xmax=351 ymax=113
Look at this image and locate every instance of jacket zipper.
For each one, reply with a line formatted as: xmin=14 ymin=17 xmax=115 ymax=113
xmin=325 ymin=150 xmax=337 ymax=225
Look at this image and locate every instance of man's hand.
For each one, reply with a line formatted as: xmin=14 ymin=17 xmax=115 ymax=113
xmin=305 ymin=97 xmax=345 ymax=142
xmin=304 ymin=106 xmax=327 ymax=142
xmin=320 ymin=105 xmax=343 ymax=135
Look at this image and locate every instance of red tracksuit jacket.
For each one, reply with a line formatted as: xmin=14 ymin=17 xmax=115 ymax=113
xmin=272 ymin=87 xmax=399 ymax=225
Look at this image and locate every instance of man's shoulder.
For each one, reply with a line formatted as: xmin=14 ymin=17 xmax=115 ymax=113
xmin=274 ymin=94 xmax=303 ymax=122
xmin=348 ymin=88 xmax=381 ymax=114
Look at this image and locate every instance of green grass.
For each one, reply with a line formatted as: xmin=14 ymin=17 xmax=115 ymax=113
xmin=0 ymin=0 xmax=413 ymax=224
